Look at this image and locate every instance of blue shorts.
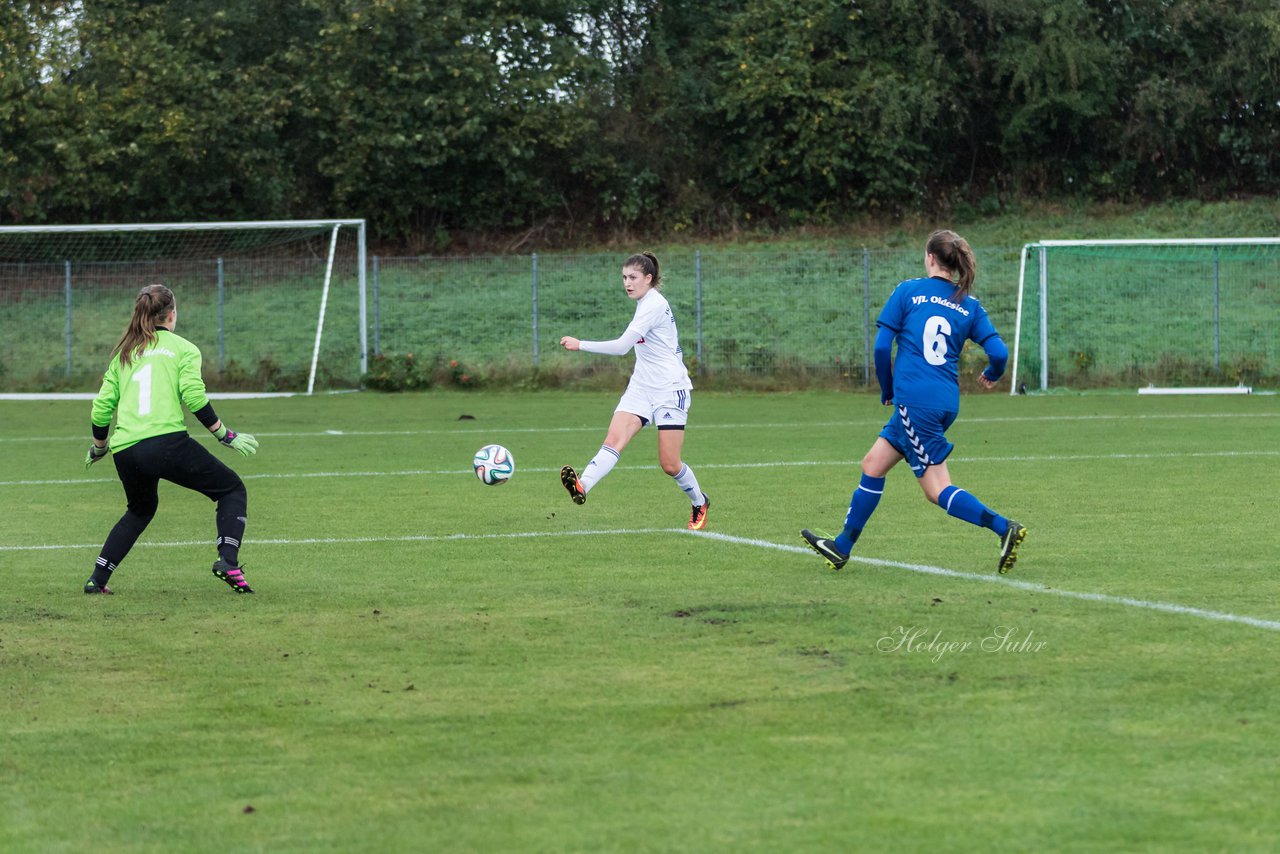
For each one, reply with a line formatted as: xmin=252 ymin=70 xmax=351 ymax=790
xmin=878 ymin=404 xmax=957 ymax=478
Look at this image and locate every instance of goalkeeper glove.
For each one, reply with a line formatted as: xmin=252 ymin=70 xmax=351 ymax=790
xmin=85 ymin=443 xmax=109 ymax=470
xmin=214 ymin=424 xmax=259 ymax=457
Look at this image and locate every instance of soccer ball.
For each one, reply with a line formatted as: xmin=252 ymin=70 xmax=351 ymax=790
xmin=472 ymin=444 xmax=514 ymax=485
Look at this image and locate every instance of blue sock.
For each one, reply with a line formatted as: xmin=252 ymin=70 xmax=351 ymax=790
xmin=938 ymin=485 xmax=1009 ymax=536
xmin=835 ymin=474 xmax=885 ymax=553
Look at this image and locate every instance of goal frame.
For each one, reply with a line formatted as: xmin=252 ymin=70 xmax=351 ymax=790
xmin=1010 ymin=237 xmax=1280 ymax=394
xmin=0 ymin=218 xmax=368 ymax=395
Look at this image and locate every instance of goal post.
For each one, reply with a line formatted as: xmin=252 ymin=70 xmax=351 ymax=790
xmin=1010 ymin=238 xmax=1280 ymax=394
xmin=0 ymin=219 xmax=367 ymax=394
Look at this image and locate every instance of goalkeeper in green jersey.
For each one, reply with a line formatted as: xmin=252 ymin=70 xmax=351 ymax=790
xmin=83 ymin=284 xmax=260 ymax=594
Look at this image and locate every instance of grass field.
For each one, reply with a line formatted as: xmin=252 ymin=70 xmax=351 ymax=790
xmin=3 ymin=388 xmax=1279 ymax=852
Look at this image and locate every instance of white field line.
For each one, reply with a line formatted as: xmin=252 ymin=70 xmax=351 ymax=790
xmin=0 ymin=392 xmax=301 ymax=401
xmin=1 ymin=410 xmax=1278 ymax=444
xmin=6 ymin=525 xmax=1278 ymax=634
xmin=5 ymin=448 xmax=1279 ymax=487
xmin=0 ymin=527 xmax=673 ymax=552
xmin=683 ymin=530 xmax=1280 ymax=633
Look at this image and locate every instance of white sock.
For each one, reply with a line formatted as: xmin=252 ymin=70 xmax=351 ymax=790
xmin=580 ymin=445 xmax=620 ymax=493
xmin=671 ymin=463 xmax=704 ymax=505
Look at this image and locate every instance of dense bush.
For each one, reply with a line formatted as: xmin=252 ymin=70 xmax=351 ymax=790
xmin=362 ymin=353 xmax=432 ymax=392
xmin=3 ymin=1 xmax=1278 ymax=241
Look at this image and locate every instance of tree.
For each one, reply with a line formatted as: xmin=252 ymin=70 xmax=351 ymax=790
xmin=710 ymin=0 xmax=970 ymax=220
xmin=290 ymin=0 xmax=608 ymax=240
xmin=3 ymin=0 xmax=1278 ymax=235
xmin=1108 ymin=0 xmax=1280 ymax=196
xmin=0 ymin=2 xmax=80 ymax=221
xmin=953 ymin=0 xmax=1123 ymax=197
xmin=12 ymin=0 xmax=317 ymax=221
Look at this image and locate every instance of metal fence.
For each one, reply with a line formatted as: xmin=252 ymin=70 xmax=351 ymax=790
xmin=0 ymin=245 xmax=1026 ymax=391
xmin=0 ymin=255 xmax=363 ymax=391
xmin=365 ymin=246 xmax=1024 ymax=385
xmin=7 ymin=241 xmax=1273 ymax=392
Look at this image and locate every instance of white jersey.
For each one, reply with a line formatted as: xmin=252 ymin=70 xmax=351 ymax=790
xmin=618 ymin=290 xmax=693 ymax=393
xmin=627 ymin=290 xmax=696 ymax=391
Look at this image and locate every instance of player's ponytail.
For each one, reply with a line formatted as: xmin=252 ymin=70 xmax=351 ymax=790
xmin=113 ymin=284 xmax=175 ymax=367
xmin=926 ymin=230 xmax=977 ymax=301
xmin=624 ymin=251 xmax=662 ymax=289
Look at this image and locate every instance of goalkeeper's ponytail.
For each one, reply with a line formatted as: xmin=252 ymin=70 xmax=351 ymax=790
xmin=113 ymin=284 xmax=175 ymax=367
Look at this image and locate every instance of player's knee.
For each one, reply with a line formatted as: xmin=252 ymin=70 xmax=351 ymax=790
xmin=219 ymin=481 xmax=248 ymax=512
xmin=125 ymin=505 xmax=156 ymax=528
xmin=661 ymin=459 xmax=682 ymax=477
xmin=211 ymin=476 xmax=246 ymax=502
xmin=206 ymin=468 xmax=245 ymax=501
xmin=860 ymin=454 xmax=889 ymax=478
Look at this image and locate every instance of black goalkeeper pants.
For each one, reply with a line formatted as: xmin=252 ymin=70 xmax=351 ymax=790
xmin=96 ymin=431 xmax=247 ymax=575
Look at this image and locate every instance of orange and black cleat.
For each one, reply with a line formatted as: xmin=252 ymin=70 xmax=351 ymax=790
xmin=561 ymin=465 xmax=586 ymax=505
xmin=687 ymin=494 xmax=710 ymax=530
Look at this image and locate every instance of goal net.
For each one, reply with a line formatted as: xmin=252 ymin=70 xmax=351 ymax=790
xmin=1011 ymin=238 xmax=1280 ymax=393
xmin=0 ymin=219 xmax=367 ymax=394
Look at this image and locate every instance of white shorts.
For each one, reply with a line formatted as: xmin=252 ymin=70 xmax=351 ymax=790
xmin=616 ymin=387 xmax=692 ymax=430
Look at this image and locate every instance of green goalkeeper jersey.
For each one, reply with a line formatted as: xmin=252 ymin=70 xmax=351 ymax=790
xmin=91 ymin=329 xmax=211 ymax=452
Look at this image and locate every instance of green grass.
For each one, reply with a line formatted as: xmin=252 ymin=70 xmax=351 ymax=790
xmin=3 ymin=389 xmax=1279 ymax=852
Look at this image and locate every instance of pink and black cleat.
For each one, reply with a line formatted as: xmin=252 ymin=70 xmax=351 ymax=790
xmin=212 ymin=557 xmax=255 ymax=593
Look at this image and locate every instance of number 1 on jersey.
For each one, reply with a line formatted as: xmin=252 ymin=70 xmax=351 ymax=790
xmin=132 ymin=363 xmax=153 ymax=415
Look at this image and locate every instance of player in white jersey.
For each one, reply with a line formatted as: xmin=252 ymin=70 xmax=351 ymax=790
xmin=558 ymin=252 xmax=710 ymax=529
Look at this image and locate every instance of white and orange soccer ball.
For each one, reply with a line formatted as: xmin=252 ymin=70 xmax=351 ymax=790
xmin=472 ymin=444 xmax=514 ymax=485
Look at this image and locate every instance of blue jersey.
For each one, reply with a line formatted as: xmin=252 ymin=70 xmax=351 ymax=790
xmin=876 ymin=276 xmax=1000 ymax=412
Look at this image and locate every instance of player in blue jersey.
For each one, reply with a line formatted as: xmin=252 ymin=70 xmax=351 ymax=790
xmin=83 ymin=284 xmax=260 ymax=594
xmin=801 ymin=230 xmax=1026 ymax=573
